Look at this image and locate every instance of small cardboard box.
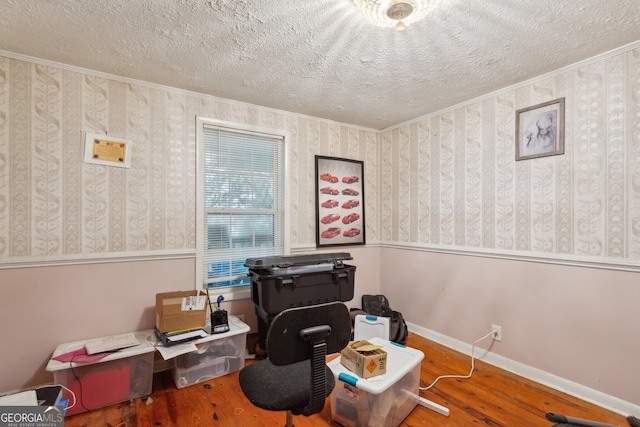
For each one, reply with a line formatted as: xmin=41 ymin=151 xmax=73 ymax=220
xmin=340 ymin=340 xmax=387 ymax=379
xmin=156 ymin=290 xmax=208 ymax=333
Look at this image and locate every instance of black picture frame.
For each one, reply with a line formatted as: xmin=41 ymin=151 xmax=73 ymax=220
xmin=515 ymin=97 xmax=565 ymax=161
xmin=315 ymin=156 xmax=365 ymax=247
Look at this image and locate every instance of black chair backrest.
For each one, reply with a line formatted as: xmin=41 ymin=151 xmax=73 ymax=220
xmin=266 ymin=301 xmax=351 ymax=366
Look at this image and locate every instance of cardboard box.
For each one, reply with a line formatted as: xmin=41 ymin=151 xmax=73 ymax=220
xmin=340 ymin=340 xmax=387 ymax=379
xmin=156 ymin=290 xmax=208 ymax=333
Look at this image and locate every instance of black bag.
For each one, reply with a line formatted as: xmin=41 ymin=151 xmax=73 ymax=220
xmin=361 ymin=294 xmax=408 ymax=345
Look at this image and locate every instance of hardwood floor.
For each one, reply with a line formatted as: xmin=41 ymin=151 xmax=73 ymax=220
xmin=63 ymin=332 xmax=630 ymax=426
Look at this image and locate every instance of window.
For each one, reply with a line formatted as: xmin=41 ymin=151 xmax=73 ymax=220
xmin=197 ymin=118 xmax=289 ymax=297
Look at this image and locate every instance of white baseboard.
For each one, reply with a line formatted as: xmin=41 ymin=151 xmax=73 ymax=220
xmin=407 ymin=321 xmax=640 ymax=417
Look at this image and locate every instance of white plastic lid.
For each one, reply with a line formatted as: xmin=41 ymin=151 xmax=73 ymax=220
xmin=328 ymin=337 xmax=424 ymax=394
xmin=46 ymin=329 xmax=157 ymax=372
xmin=353 ymin=314 xmax=390 ymax=341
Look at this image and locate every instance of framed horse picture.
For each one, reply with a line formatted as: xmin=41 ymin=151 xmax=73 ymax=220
xmin=515 ymin=98 xmax=565 ymax=161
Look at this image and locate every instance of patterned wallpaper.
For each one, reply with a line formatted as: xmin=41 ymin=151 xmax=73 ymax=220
xmin=0 ymin=54 xmax=378 ymax=259
xmin=1 ymin=45 xmax=639 ymax=264
xmin=379 ymin=47 xmax=640 ymax=262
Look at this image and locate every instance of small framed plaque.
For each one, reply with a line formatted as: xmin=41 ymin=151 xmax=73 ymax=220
xmin=84 ymin=132 xmax=132 ymax=168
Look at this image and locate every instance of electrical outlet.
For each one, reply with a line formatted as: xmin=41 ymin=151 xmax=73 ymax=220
xmin=491 ymin=324 xmax=502 ymax=341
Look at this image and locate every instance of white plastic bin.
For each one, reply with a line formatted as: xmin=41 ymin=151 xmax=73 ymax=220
xmin=46 ymin=330 xmax=156 ymax=416
xmin=170 ymin=315 xmax=249 ymax=388
xmin=353 ymin=314 xmax=390 ymax=341
xmin=328 ymin=337 xmax=424 ymax=427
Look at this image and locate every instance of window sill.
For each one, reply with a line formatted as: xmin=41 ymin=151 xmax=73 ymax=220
xmin=207 ymin=285 xmax=251 ymax=302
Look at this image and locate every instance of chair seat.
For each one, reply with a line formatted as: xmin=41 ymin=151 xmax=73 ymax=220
xmin=239 ymin=359 xmax=336 ymax=412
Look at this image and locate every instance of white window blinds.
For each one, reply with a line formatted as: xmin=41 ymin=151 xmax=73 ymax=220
xmin=202 ymin=125 xmax=285 ymax=289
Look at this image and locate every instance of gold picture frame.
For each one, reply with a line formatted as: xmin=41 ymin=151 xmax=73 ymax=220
xmin=515 ymin=98 xmax=565 ymax=161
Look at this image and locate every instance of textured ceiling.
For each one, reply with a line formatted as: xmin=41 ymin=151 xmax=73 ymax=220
xmin=1 ymin=0 xmax=639 ymax=129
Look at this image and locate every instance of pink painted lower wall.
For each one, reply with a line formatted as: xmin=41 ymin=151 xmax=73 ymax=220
xmin=2 ymin=247 xmax=637 ymax=408
xmin=0 ymin=258 xmax=197 ymax=391
xmin=378 ymin=247 xmax=640 ymax=406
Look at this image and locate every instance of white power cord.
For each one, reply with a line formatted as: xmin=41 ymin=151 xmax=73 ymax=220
xmin=419 ymin=329 xmax=495 ymax=391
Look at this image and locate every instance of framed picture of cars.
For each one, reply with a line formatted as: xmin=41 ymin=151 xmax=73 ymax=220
xmin=315 ymin=155 xmax=365 ymax=247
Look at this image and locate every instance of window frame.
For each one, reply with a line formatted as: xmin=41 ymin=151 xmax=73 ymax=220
xmin=196 ymin=117 xmax=290 ymax=301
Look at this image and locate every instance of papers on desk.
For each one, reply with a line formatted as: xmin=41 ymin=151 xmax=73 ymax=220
xmin=153 ymin=327 xmax=208 ymax=360
xmin=156 ymin=341 xmax=198 ymax=360
xmin=84 ymin=332 xmax=141 ymax=355
xmin=166 ymin=329 xmax=207 ymax=342
xmin=154 ymin=327 xmax=208 ymax=347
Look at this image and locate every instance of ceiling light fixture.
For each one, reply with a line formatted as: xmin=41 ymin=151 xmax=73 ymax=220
xmin=353 ymin=0 xmax=440 ymax=32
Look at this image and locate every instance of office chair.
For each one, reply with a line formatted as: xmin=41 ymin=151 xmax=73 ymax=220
xmin=239 ymin=301 xmax=351 ymax=427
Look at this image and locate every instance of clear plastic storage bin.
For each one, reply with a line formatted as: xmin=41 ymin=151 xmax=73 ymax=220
xmin=170 ymin=315 xmax=249 ymax=388
xmin=46 ymin=330 xmax=156 ymax=416
xmin=328 ymin=337 xmax=424 ymax=427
